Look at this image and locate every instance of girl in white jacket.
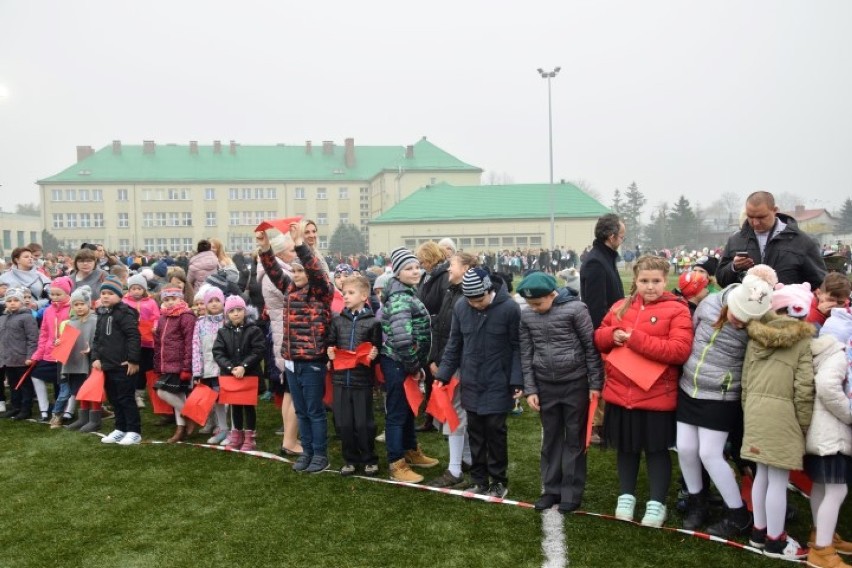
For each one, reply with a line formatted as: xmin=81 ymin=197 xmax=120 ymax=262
xmin=804 ymin=322 xmax=852 ymax=568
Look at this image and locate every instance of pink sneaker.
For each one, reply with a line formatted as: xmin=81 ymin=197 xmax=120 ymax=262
xmin=225 ymin=429 xmax=244 ymax=450
xmin=239 ymin=430 xmax=256 ymax=452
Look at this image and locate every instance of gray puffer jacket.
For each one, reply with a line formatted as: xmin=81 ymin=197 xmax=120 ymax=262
xmin=519 ymin=288 xmax=603 ymax=394
xmin=679 ymin=286 xmax=749 ymax=401
xmin=0 ymin=308 xmax=39 ymax=367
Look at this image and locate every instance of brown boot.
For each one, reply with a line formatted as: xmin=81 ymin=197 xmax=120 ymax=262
xmin=807 ymin=545 xmax=851 ymax=568
xmin=389 ymin=458 xmax=424 ymax=483
xmin=167 ymin=425 xmax=186 ymax=443
xmin=185 ymin=420 xmax=196 ymax=437
xmin=404 ymin=445 xmax=439 ymax=468
xmin=810 ymin=531 xmax=852 ymax=558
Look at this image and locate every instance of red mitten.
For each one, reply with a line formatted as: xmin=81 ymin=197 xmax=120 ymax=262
xmin=180 ymin=371 xmax=192 ymax=382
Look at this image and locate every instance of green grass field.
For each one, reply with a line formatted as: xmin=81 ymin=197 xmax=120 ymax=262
xmin=2 ymin=396 xmax=847 ymax=568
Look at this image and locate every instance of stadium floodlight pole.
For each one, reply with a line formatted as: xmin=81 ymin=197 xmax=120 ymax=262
xmin=537 ymin=66 xmax=560 ymax=249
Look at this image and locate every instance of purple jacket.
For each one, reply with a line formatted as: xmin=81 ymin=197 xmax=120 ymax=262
xmin=154 ymin=310 xmax=196 ymax=374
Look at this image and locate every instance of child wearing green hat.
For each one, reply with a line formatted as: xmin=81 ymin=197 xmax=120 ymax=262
xmin=517 ymin=271 xmax=603 ymax=512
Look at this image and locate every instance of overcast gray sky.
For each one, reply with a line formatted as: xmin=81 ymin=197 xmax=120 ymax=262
xmin=1 ymin=0 xmax=850 ymax=216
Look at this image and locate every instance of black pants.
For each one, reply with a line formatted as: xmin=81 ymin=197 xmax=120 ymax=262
xmin=231 ymin=405 xmax=256 ymax=430
xmin=538 ymin=380 xmax=588 ymax=506
xmin=467 ymin=411 xmax=509 ymax=486
xmin=333 ymin=385 xmax=377 ymax=465
xmin=135 ymin=348 xmax=154 ymax=390
xmin=6 ymin=366 xmax=33 ymax=414
xmin=104 ymin=368 xmax=141 ymax=434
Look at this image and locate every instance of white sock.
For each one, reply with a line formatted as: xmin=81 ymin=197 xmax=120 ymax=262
xmin=448 ymin=434 xmax=465 ymax=477
xmin=214 ymin=404 xmax=228 ymax=431
xmin=32 ymin=377 xmax=50 ymax=413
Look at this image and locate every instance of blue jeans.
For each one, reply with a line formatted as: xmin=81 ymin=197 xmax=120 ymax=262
xmin=286 ymin=361 xmax=328 ymax=457
xmin=380 ymin=356 xmax=418 ymax=463
xmin=52 ymin=381 xmax=71 ymax=414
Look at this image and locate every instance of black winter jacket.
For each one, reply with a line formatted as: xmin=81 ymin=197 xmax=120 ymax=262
xmin=418 ymin=261 xmax=450 ymax=317
xmin=428 ymin=282 xmax=462 ymax=366
xmin=92 ymin=302 xmax=141 ymax=371
xmin=716 ymin=213 xmax=826 ymax=290
xmin=327 ymin=308 xmax=382 ymax=388
xmin=519 ymin=288 xmax=604 ymax=395
xmin=579 ymin=239 xmax=625 ymax=329
xmin=436 ymin=284 xmax=523 ymax=415
xmin=212 ymin=319 xmax=266 ymax=377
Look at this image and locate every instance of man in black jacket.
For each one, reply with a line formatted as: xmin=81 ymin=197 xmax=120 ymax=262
xmin=716 ymin=191 xmax=826 ymax=290
xmin=580 ymin=214 xmax=626 ymax=329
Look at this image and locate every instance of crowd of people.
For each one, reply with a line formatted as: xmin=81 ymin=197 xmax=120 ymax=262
xmin=1 ymin=191 xmax=852 ymax=567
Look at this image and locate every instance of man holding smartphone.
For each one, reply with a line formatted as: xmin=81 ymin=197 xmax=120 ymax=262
xmin=717 ymin=191 xmax=825 ymax=289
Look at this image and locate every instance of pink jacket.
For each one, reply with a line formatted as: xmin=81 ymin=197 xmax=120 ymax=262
xmin=31 ymin=301 xmax=72 ymax=362
xmin=122 ymin=295 xmax=161 ymax=349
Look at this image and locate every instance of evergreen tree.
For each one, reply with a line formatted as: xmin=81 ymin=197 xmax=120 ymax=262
xmin=668 ymin=195 xmax=700 ymax=248
xmin=611 ymin=188 xmax=623 ymax=215
xmin=41 ymin=230 xmax=62 ymax=253
xmin=16 ymin=202 xmax=40 ymax=216
xmin=643 ymin=203 xmax=670 ymax=251
xmin=837 ymin=198 xmax=852 ymax=233
xmin=621 ymin=182 xmax=646 ymax=249
xmin=329 ymin=223 xmax=366 ymax=256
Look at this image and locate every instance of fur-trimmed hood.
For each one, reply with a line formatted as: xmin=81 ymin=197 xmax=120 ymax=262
xmin=747 ymin=311 xmax=815 ymax=350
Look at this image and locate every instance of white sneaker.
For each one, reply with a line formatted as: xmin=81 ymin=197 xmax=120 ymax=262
xmin=101 ymin=430 xmax=126 ymax=444
xmin=135 ymin=391 xmax=145 ymax=408
xmin=207 ymin=429 xmax=228 ymax=444
xmin=375 ymin=431 xmax=386 ymax=443
xmin=118 ymin=432 xmax=142 ymax=446
xmin=640 ymin=500 xmax=668 ymax=528
xmin=615 ymin=494 xmax=637 ymax=522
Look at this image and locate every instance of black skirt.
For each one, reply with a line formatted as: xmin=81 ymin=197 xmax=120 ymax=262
xmin=804 ymin=454 xmax=850 ymax=485
xmin=676 ymin=389 xmax=743 ymax=433
xmin=603 ymin=403 xmax=676 ymax=453
xmin=153 ymin=373 xmax=190 ymax=395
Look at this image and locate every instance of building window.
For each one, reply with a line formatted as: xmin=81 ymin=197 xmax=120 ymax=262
xmin=294 ymin=187 xmax=305 ymax=199
xmin=317 ymin=213 xmax=327 ymax=225
xmin=474 ymin=237 xmax=485 ymax=247
xmin=318 ymin=236 xmax=328 ymax=250
xmin=167 ymin=212 xmax=178 ymax=226
xmin=117 ymin=189 xmax=128 ymax=201
xmin=119 ymin=239 xmax=130 ymax=251
xmin=170 ymin=238 xmax=182 ymax=252
xmin=79 ymin=213 xmax=90 ymax=228
xmin=93 ymin=189 xmax=103 ymax=201
xmin=340 ymin=213 xmax=349 ymax=225
xmin=241 ymin=211 xmax=253 ymax=226
xmin=142 ymin=189 xmax=151 ymax=201
xmin=168 ymin=188 xmax=180 ymax=200
xmin=242 ymin=188 xmax=253 ymax=200
xmin=206 ymin=212 xmax=217 ymax=227
xmin=254 ymin=188 xmax=264 ymax=200
xmin=66 ymin=213 xmax=78 ymax=228
xmin=266 ymin=187 xmax=276 ymax=199
xmin=459 ymin=238 xmax=471 ymax=248
xmin=79 ymin=189 xmax=90 ymax=202
xmin=93 ymin=213 xmax=104 ymax=228
xmin=205 ymin=188 xmax=215 ymax=200
xmin=489 ymin=237 xmax=500 ymax=247
xmin=182 ymin=213 xmax=192 ymax=226
xmin=229 ymin=188 xmax=239 ymax=200
xmin=339 ymin=187 xmax=348 ymax=199
xmin=65 ymin=189 xmax=76 ymax=201
xmin=17 ymin=231 xmax=24 ymax=246
xmin=155 ymin=213 xmax=166 ymax=227
xmin=530 ymin=236 xmax=542 ymax=246
xmin=229 ymin=212 xmax=239 ymax=226
xmin=144 ymin=239 xmax=155 ymax=251
xmin=183 ymin=238 xmax=193 ymax=252
xmin=316 ymin=187 xmax=327 ymax=200
xmin=142 ymin=213 xmax=153 ymax=227
xmin=2 ymin=230 xmax=11 ymax=249
xmin=30 ymin=231 xmax=37 ymax=243
xmin=404 ymin=239 xmax=416 ymax=249
xmin=118 ymin=213 xmax=129 ymax=228
xmin=51 ymin=189 xmax=62 ymax=201
xmin=52 ymin=214 xmax=64 ymax=229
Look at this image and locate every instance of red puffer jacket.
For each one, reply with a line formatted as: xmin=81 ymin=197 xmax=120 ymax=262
xmin=153 ymin=310 xmax=196 ymax=374
xmin=594 ymin=292 xmax=694 ymax=411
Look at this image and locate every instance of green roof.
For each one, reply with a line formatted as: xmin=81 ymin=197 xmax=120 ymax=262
xmin=371 ymin=182 xmax=610 ymax=224
xmin=38 ymin=137 xmax=481 ymax=184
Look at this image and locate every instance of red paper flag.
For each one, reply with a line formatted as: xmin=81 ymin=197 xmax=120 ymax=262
xmin=585 ymin=391 xmax=600 ymax=450
xmin=332 ymin=342 xmax=375 ymax=371
xmin=138 ymin=320 xmax=155 ymax=344
xmin=606 ymin=347 xmax=668 ymax=391
xmin=14 ymin=361 xmax=36 ymax=390
xmin=374 ymin=364 xmax=385 ymax=385
xmin=426 ymin=377 xmax=460 ymax=432
xmin=323 ymin=370 xmax=333 ymax=406
xmin=789 ymin=469 xmax=813 ymax=497
xmin=355 ymin=342 xmax=374 ymax=366
xmin=255 ymin=216 xmax=303 ymax=234
xmin=218 ymin=375 xmax=259 ymax=406
xmin=331 ymin=288 xmax=344 ymax=314
xmin=146 ymin=370 xmax=174 ymax=415
xmin=51 ymin=325 xmax=81 ymax=365
xmin=76 ymin=369 xmax=106 ymax=403
xmin=403 ymin=374 xmax=424 ymax=416
xmin=180 ymin=383 xmax=218 ymax=426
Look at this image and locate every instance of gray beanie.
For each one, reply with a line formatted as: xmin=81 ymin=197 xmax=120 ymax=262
xmin=70 ymin=285 xmax=93 ymax=305
xmin=127 ymin=273 xmax=148 ymax=291
xmin=4 ymin=287 xmax=26 ymax=302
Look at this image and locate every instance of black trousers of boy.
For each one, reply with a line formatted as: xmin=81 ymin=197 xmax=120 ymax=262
xmin=467 ymin=410 xmax=509 ymax=486
xmin=104 ymin=368 xmax=141 ymax=434
xmin=333 ymin=384 xmax=377 ymax=465
xmin=538 ymin=380 xmax=588 ymax=507
xmin=4 ymin=367 xmax=33 ymax=416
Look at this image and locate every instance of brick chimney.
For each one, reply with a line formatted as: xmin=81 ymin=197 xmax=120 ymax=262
xmin=189 ymin=141 xmax=198 ymax=155
xmin=112 ymin=140 xmax=122 ymax=155
xmin=344 ymin=138 xmax=355 ymax=168
xmin=229 ymin=140 xmax=237 ymax=155
xmin=76 ymin=145 xmax=94 ymax=162
xmin=405 ymin=145 xmax=414 ymax=159
xmin=305 ymin=140 xmax=312 ymax=155
xmin=322 ymin=140 xmax=334 ymax=155
xmin=213 ymin=140 xmax=222 ymax=154
xmin=143 ymin=140 xmax=156 ymax=155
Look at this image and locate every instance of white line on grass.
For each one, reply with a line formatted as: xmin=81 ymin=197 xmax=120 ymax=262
xmin=541 ymin=509 xmax=567 ymax=568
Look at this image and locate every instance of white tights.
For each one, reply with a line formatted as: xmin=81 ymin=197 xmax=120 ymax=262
xmin=676 ymin=422 xmax=743 ymax=508
xmin=157 ymin=390 xmax=187 ymax=426
xmin=447 ymin=429 xmax=472 ymax=478
xmin=810 ymin=482 xmax=849 ymax=547
xmin=752 ymin=464 xmax=789 ymax=538
xmin=31 ymin=377 xmax=50 ymax=414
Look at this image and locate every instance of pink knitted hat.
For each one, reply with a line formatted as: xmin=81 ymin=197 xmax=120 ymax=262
xmin=770 ymin=282 xmax=813 ymax=319
xmin=50 ymin=276 xmax=73 ymax=295
xmin=224 ymin=295 xmax=246 ymax=313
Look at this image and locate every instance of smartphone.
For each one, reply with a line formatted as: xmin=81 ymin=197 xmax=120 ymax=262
xmin=735 ymin=251 xmax=749 ymax=257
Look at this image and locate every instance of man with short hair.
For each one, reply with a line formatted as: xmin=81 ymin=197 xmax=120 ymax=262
xmin=580 ymin=214 xmax=626 ymax=329
xmin=716 ymin=191 xmax=825 ymax=289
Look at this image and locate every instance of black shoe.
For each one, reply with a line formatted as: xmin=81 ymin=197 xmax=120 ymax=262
xmin=0 ymin=408 xmax=21 ymax=419
xmin=681 ymin=493 xmax=708 ymax=531
xmin=558 ymin=502 xmax=581 ymax=514
xmin=707 ymin=506 xmax=752 ymax=539
xmin=11 ymin=411 xmax=32 ymax=421
xmin=487 ymin=482 xmax=508 ymax=499
xmin=534 ymin=494 xmax=561 ymax=511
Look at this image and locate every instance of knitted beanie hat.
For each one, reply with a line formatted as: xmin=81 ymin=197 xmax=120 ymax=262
xmin=269 ymin=233 xmax=290 ymax=255
xmin=693 ymin=255 xmax=719 ymax=276
xmin=51 ymin=276 xmax=73 ymax=295
xmin=204 ymin=287 xmax=225 ymax=305
xmin=770 ymin=282 xmax=813 ymax=319
xmin=4 ymin=287 xmax=25 ymax=302
xmin=159 ymin=286 xmax=184 ymax=299
xmin=70 ymin=285 xmax=92 ymax=305
xmin=726 ymin=265 xmax=777 ymax=323
xmin=678 ymin=271 xmax=709 ymax=300
xmin=390 ymin=247 xmax=418 ymax=276
xmin=334 ymin=263 xmax=354 ymax=276
xmin=127 ymin=273 xmax=147 ymax=291
xmin=100 ymin=276 xmax=124 ymax=298
xmin=462 ymin=268 xmax=492 ymax=298
xmin=153 ymin=261 xmax=168 ymax=278
xmin=373 ymin=272 xmax=392 ymax=292
xmin=224 ymin=295 xmax=246 ymax=313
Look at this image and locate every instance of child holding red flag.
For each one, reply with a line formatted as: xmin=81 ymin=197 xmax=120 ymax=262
xmin=517 ymin=271 xmax=603 ymax=513
xmin=327 ymin=274 xmax=382 ymax=476
xmin=59 ymin=286 xmax=99 ymax=431
xmin=123 ymin=272 xmax=160 ymax=408
xmin=191 ymin=287 xmax=228 ymax=444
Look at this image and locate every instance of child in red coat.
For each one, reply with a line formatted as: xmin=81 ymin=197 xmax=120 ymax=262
xmin=594 ymin=255 xmax=694 ymax=527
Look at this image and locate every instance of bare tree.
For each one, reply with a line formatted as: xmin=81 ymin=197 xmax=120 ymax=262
xmin=483 ymin=171 xmax=515 ymax=185
xmin=569 ymin=178 xmax=604 ymax=202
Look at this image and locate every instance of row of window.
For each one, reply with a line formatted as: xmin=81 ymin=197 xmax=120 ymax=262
xmin=52 ymin=213 xmax=105 ymax=229
xmin=142 ymin=212 xmax=194 ymax=228
xmin=227 ymin=235 xmax=329 ymax=252
xmin=2 ymin=230 xmax=40 ymax=250
xmin=403 ymin=236 xmax=544 ymax=249
xmin=49 ymin=186 xmax=376 ymax=203
xmin=49 ymin=211 xmax=357 ymax=231
xmin=50 ymin=189 xmax=104 ymax=202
